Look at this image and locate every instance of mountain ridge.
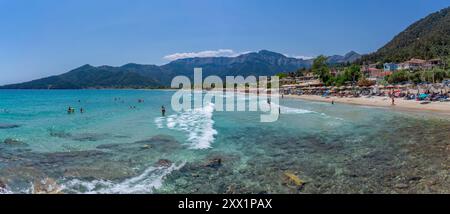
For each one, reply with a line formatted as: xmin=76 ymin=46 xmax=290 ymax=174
xmin=1 ymin=50 xmax=359 ymax=89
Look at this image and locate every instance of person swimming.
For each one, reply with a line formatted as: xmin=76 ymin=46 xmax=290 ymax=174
xmin=67 ymin=107 xmax=74 ymax=114
xmin=161 ymin=105 xmax=166 ymax=116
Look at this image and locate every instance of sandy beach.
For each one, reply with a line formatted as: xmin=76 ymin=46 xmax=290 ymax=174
xmin=284 ymin=94 xmax=450 ymax=115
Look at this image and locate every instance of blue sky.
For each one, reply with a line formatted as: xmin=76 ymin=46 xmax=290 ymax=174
xmin=0 ymin=0 xmax=449 ymax=85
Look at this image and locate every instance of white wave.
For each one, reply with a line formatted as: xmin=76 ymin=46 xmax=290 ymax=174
xmin=267 ymin=103 xmax=314 ymax=115
xmin=320 ymin=113 xmax=346 ymax=121
xmin=61 ymin=162 xmax=185 ymax=194
xmin=154 ymin=103 xmax=217 ymax=150
xmin=274 ymin=104 xmax=345 ymax=122
xmin=154 ymin=117 xmax=164 ymax=129
xmin=0 ymin=187 xmax=13 ymax=194
xmin=279 ymin=105 xmax=314 ymax=114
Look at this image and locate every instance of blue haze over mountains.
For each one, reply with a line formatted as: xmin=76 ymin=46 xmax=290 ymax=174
xmin=0 ymin=50 xmax=360 ymax=89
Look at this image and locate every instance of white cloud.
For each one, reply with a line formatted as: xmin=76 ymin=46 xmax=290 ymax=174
xmin=283 ymin=54 xmax=315 ymax=60
xmin=163 ymin=49 xmax=249 ymax=61
xmin=292 ymin=55 xmax=315 ymax=60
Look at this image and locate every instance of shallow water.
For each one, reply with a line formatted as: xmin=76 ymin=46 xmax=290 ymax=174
xmin=0 ymin=89 xmax=449 ymax=194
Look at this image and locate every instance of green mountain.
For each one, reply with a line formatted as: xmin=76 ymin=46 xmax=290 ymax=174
xmin=1 ymin=64 xmax=171 ymax=89
xmin=362 ymin=6 xmax=450 ymax=63
xmin=0 ymin=50 xmax=313 ymax=89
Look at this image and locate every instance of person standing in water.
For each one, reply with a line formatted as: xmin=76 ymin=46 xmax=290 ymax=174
xmin=80 ymin=108 xmax=84 ymax=113
xmin=161 ymin=105 xmax=166 ymax=117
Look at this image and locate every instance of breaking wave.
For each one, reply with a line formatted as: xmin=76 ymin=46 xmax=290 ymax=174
xmin=154 ymin=103 xmax=217 ymax=149
xmin=262 ymin=103 xmax=315 ymax=115
xmin=61 ymin=162 xmax=185 ymax=194
xmin=278 ymin=105 xmax=315 ymax=114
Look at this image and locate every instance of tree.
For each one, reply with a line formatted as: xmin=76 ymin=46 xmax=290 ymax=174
xmin=276 ymin=73 xmax=288 ymax=78
xmin=387 ymin=70 xmax=409 ymax=84
xmin=357 ymin=77 xmax=376 ymax=87
xmin=296 ymin=67 xmax=306 ymax=77
xmin=312 ymin=55 xmax=332 ymax=85
xmin=344 ymin=64 xmax=362 ymax=84
xmin=332 ymin=64 xmax=361 ymax=86
xmin=408 ymin=72 xmax=422 ymax=84
xmin=426 ymin=68 xmax=448 ymax=83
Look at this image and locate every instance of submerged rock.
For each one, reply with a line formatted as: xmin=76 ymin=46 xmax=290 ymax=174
xmin=394 ymin=183 xmax=409 ymax=189
xmin=63 ymin=165 xmax=135 ymax=180
xmin=71 ymin=133 xmax=110 ymax=142
xmin=205 ymin=158 xmax=222 ymax=169
xmin=283 ymin=172 xmax=306 ymax=189
xmin=134 ymin=135 xmax=178 ymax=145
xmin=0 ymin=124 xmax=20 ymax=129
xmin=33 ymin=178 xmax=62 ymax=194
xmin=141 ymin=145 xmax=152 ymax=150
xmin=3 ymin=138 xmax=27 ymax=146
xmin=49 ymin=130 xmax=72 ymax=138
xmin=96 ymin=143 xmax=122 ymax=149
xmin=132 ymin=135 xmax=181 ymax=152
xmin=155 ymin=159 xmax=172 ymax=167
xmin=50 ymin=130 xmax=111 ymax=142
xmin=0 ymin=179 xmax=6 ymax=189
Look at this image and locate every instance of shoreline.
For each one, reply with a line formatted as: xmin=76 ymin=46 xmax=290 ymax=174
xmin=284 ymin=94 xmax=450 ymax=116
xmin=1 ymin=88 xmax=449 ymax=115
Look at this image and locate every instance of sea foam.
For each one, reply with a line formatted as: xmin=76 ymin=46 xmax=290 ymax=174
xmin=61 ymin=162 xmax=185 ymax=194
xmin=154 ymin=103 xmax=217 ymax=149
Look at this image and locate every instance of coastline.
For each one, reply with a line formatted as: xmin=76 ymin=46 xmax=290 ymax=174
xmin=2 ymin=88 xmax=449 ymax=115
xmin=284 ymin=94 xmax=450 ymax=116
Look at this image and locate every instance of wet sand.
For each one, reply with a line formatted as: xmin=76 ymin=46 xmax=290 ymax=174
xmin=284 ymin=94 xmax=450 ymax=115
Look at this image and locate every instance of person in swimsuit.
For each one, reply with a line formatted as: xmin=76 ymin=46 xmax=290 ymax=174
xmin=161 ymin=105 xmax=166 ymax=117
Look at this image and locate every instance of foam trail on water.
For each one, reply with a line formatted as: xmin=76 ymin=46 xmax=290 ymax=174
xmin=154 ymin=117 xmax=164 ymax=128
xmin=279 ymin=105 xmax=315 ymax=114
xmin=265 ymin=103 xmax=315 ymax=114
xmin=273 ymin=104 xmax=345 ymax=121
xmin=61 ymin=162 xmax=185 ymax=194
xmin=154 ymin=103 xmax=217 ymax=149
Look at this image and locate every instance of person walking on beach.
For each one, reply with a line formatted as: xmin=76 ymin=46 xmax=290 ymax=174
xmin=391 ymin=96 xmax=395 ymax=106
xmin=161 ymin=105 xmax=166 ymax=117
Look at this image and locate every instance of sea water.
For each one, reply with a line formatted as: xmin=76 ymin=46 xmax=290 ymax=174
xmin=0 ymin=90 xmax=449 ymax=193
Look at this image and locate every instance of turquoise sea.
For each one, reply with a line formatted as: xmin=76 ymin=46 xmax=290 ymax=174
xmin=0 ymin=89 xmax=449 ymax=194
